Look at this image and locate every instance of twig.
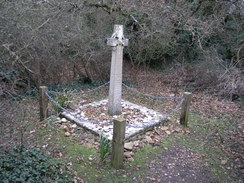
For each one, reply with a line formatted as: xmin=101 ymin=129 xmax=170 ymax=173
xmin=35 ymin=18 xmax=50 ymax=31
xmin=86 ymin=2 xmax=143 ymax=30
xmin=3 ymin=44 xmax=36 ymax=74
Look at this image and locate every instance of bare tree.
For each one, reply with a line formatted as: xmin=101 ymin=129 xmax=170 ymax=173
xmin=0 ymin=0 xmax=243 ymax=97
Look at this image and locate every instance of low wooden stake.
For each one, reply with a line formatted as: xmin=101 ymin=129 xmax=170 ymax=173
xmin=111 ymin=118 xmax=126 ymax=169
xmin=180 ymin=92 xmax=192 ymax=126
xmin=39 ymin=86 xmax=48 ymax=121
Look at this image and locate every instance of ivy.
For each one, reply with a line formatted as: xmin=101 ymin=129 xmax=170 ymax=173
xmin=0 ymin=146 xmax=73 ymax=183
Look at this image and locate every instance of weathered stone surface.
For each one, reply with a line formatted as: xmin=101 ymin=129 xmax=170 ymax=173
xmin=161 ymin=126 xmax=169 ymax=131
xmin=71 ymin=124 xmax=77 ymax=129
xmin=134 ymin=141 xmax=139 ymax=147
xmin=62 ymin=99 xmax=167 ymax=141
xmin=124 ymin=152 xmax=132 ymax=158
xmin=60 ymin=125 xmax=68 ymax=131
xmin=65 ymin=132 xmax=71 ymax=137
xmin=108 ymin=25 xmax=127 ymax=115
xmin=139 ymin=143 xmax=145 ymax=148
xmin=124 ymin=142 xmax=134 ymax=150
xmin=146 ymin=136 xmax=154 ymax=144
xmin=127 ymin=157 xmax=134 ymax=162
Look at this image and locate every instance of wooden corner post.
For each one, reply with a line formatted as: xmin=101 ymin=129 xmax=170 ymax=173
xmin=39 ymin=86 xmax=48 ymax=121
xmin=112 ymin=118 xmax=126 ymax=169
xmin=180 ymin=92 xmax=192 ymax=126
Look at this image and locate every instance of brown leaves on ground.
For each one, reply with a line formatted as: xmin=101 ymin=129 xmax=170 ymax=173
xmin=144 ymin=146 xmax=213 ymax=183
xmin=1 ymin=65 xmax=243 ymax=182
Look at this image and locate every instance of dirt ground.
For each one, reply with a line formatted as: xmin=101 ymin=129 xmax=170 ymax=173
xmin=145 ymin=145 xmax=213 ymax=183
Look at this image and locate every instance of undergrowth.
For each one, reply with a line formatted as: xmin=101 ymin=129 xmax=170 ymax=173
xmin=99 ymin=134 xmax=111 ymax=162
xmin=52 ymin=94 xmax=71 ymax=113
xmin=0 ymin=146 xmax=72 ymax=183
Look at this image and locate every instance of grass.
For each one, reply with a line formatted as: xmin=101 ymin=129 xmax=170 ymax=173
xmin=162 ymin=114 xmax=240 ymax=182
xmin=24 ymin=116 xmax=169 ymax=182
xmin=3 ymin=91 xmax=240 ymax=183
xmin=23 ymin=111 xmax=241 ymax=183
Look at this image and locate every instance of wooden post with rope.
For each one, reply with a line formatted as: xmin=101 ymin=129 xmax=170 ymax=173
xmin=111 ymin=118 xmax=126 ymax=169
xmin=39 ymin=86 xmax=48 ymax=121
xmin=180 ymin=92 xmax=192 ymax=126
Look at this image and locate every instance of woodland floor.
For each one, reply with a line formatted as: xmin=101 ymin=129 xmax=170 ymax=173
xmin=0 ymin=65 xmax=243 ymax=183
xmin=145 ymin=145 xmax=213 ymax=183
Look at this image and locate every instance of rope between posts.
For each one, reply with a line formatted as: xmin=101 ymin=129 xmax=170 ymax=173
xmin=45 ymin=90 xmax=185 ymax=129
xmin=48 ymin=81 xmax=182 ymax=101
xmin=122 ymin=83 xmax=183 ymax=100
xmin=45 ymin=81 xmax=185 ymax=129
xmin=47 ymin=81 xmax=110 ymax=95
xmin=45 ymin=91 xmax=112 ymax=126
xmin=126 ymin=97 xmax=185 ymax=128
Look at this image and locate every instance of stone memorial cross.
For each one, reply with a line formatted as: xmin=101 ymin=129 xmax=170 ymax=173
xmin=107 ymin=25 xmax=128 ymax=115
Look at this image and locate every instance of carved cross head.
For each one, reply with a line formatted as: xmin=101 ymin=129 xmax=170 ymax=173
xmin=107 ymin=24 xmax=128 ymax=47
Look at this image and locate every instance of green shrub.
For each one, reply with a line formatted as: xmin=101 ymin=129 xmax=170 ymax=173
xmin=99 ymin=134 xmax=111 ymax=162
xmin=0 ymin=146 xmax=72 ymax=183
xmin=52 ymin=94 xmax=71 ymax=113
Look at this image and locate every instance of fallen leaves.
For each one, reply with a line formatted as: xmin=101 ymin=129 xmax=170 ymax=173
xmin=65 ymin=132 xmax=71 ymax=137
xmin=221 ymin=159 xmax=228 ymax=165
xmin=76 ymin=156 xmax=84 ymax=162
xmin=74 ymin=177 xmax=84 ymax=183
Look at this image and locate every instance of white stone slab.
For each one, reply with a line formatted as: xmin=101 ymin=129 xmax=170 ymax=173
xmin=61 ymin=99 xmax=168 ymax=140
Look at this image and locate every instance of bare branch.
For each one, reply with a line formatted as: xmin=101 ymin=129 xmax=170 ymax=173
xmin=3 ymin=44 xmax=36 ymax=75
